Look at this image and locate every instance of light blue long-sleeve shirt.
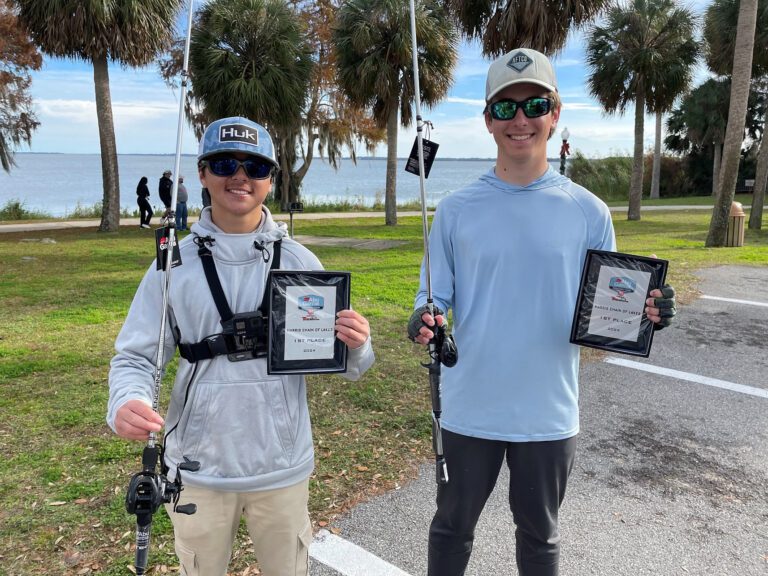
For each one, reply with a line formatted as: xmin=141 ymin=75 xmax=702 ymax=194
xmin=415 ymin=167 xmax=616 ymax=442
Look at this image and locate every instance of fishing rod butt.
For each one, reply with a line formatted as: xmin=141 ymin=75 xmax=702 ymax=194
xmin=436 ymin=457 xmax=449 ymax=485
xmin=431 ymin=413 xmax=448 ymax=484
xmin=134 ymin=520 xmax=152 ymax=575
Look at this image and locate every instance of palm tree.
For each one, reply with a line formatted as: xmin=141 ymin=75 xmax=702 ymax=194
xmin=586 ymin=0 xmax=698 ymax=221
xmin=187 ymin=0 xmax=313 ymax=209
xmin=13 ymin=0 xmax=181 ymax=232
xmin=705 ymin=0 xmax=758 ymax=246
xmin=704 ymin=0 xmax=768 ymax=230
xmin=664 ymin=78 xmax=763 ymax=197
xmin=160 ymin=0 xmax=385 ymax=209
xmin=0 ymin=0 xmax=41 ymax=172
xmin=334 ymin=0 xmax=457 ymax=226
xmin=445 ymin=0 xmax=610 ymax=56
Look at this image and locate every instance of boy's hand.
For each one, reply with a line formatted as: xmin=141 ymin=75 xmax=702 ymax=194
xmin=115 ymin=399 xmax=164 ymax=441
xmin=408 ymin=304 xmax=445 ymax=346
xmin=646 ymin=284 xmax=676 ymax=329
xmin=335 ymin=309 xmax=370 ymax=349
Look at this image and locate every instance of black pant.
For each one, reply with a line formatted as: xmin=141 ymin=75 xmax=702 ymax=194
xmin=428 ymin=430 xmax=577 ymax=576
xmin=138 ymin=197 xmax=153 ymax=226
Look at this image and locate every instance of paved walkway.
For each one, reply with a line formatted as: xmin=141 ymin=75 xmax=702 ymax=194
xmin=0 ymin=213 xmax=418 ymax=249
xmin=0 ymin=212 xmax=429 ymax=234
xmin=0 ymin=205 xmax=722 ymax=235
xmin=309 ymin=265 xmax=768 ymax=576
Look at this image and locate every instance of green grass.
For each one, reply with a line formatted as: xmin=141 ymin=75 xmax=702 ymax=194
xmin=0 ymin=211 xmax=766 ymax=574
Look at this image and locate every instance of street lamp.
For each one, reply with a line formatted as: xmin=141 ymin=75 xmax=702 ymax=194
xmin=559 ymin=127 xmax=571 ymax=175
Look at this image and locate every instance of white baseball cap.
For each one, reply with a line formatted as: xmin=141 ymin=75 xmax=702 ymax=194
xmin=485 ymin=48 xmax=557 ymax=102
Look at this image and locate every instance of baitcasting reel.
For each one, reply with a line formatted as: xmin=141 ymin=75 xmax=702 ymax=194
xmin=125 ymin=446 xmax=199 ymax=518
xmin=432 ymin=323 xmax=458 ymax=368
xmin=125 ymin=445 xmax=199 ymax=575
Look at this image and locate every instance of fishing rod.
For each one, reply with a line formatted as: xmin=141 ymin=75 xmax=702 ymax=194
xmin=407 ymin=0 xmax=457 ymax=485
xmin=124 ymin=1 xmax=199 ymax=574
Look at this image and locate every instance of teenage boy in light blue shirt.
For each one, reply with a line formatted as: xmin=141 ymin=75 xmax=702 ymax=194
xmin=409 ymin=48 xmax=676 ymax=576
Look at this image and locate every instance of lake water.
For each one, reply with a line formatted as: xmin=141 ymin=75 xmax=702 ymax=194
xmin=0 ymin=153 xmax=560 ymax=217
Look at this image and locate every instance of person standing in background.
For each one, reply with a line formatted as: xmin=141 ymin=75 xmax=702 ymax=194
xmin=136 ymin=176 xmax=153 ymax=229
xmin=175 ymin=175 xmax=188 ymax=231
xmin=159 ymin=169 xmax=173 ymax=215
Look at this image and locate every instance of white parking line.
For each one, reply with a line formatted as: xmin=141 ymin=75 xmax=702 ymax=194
xmin=701 ymin=295 xmax=768 ymax=307
xmin=310 ymin=529 xmax=413 ymax=576
xmin=605 ymin=357 xmax=768 ymax=399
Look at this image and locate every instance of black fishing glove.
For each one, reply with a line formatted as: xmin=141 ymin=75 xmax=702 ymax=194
xmin=408 ymin=304 xmax=445 ymax=342
xmin=652 ymin=284 xmax=676 ymax=330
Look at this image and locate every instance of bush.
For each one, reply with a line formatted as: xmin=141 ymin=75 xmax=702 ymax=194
xmin=643 ymin=154 xmax=697 ymax=198
xmin=568 ymin=152 xmax=632 ymax=202
xmin=0 ymin=199 xmax=50 ymax=220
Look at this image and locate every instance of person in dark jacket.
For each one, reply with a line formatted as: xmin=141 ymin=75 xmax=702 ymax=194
xmin=136 ymin=176 xmax=153 ymax=228
xmin=159 ymin=170 xmax=173 ymax=213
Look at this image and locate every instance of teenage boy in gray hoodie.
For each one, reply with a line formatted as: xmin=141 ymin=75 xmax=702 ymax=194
xmin=108 ymin=116 xmax=375 ymax=576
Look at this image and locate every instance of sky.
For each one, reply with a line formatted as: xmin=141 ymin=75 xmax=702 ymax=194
xmin=20 ymin=1 xmax=712 ymax=160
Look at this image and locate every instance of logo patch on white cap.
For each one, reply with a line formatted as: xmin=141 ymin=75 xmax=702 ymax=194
xmin=218 ymin=123 xmax=258 ymax=146
xmin=506 ymin=51 xmax=533 ymax=73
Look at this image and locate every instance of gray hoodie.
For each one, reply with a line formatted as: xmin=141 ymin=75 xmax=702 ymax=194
xmin=108 ymin=206 xmax=375 ymax=491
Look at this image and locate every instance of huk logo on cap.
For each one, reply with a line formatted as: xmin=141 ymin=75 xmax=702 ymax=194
xmin=219 ymin=123 xmax=258 ymax=146
xmin=506 ymin=51 xmax=533 ymax=73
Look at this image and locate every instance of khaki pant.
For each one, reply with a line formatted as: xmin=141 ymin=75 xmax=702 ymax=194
xmin=165 ymin=479 xmax=312 ymax=576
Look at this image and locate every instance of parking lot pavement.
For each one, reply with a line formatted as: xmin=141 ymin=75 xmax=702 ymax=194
xmin=310 ymin=265 xmax=768 ymax=576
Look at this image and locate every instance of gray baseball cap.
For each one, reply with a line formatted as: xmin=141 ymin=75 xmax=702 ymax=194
xmin=197 ymin=117 xmax=278 ymax=167
xmin=485 ymin=48 xmax=557 ymax=102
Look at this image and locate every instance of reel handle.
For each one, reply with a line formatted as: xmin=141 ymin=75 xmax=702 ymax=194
xmin=175 ymin=503 xmax=197 ymax=515
xmin=178 ymin=458 xmax=201 ymax=472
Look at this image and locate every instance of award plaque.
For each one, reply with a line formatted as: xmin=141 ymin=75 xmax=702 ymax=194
xmin=570 ymin=250 xmax=668 ymax=357
xmin=268 ymin=271 xmax=350 ymax=374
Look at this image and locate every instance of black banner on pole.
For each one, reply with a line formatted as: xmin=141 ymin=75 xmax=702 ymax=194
xmin=405 ymin=137 xmax=439 ymax=179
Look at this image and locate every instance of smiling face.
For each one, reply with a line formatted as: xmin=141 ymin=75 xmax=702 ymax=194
xmin=199 ymin=152 xmax=274 ymax=233
xmin=485 ymin=82 xmax=560 ymax=181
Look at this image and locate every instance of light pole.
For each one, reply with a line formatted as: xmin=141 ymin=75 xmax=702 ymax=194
xmin=559 ymin=127 xmax=571 ymax=175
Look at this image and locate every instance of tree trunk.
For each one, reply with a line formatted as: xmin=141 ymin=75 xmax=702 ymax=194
xmin=748 ymin=133 xmax=767 ymax=230
xmin=712 ymin=143 xmax=722 ymax=197
xmin=278 ymin=140 xmax=292 ymax=211
xmin=628 ymin=89 xmax=645 ymax=221
xmin=650 ymin=112 xmax=662 ymax=199
xmin=706 ymin=0 xmax=758 ymax=247
xmin=292 ymin=133 xmax=317 ymax=191
xmin=385 ymin=104 xmax=398 ymax=226
xmin=277 ymin=135 xmax=301 ymax=211
xmin=93 ymin=55 xmax=120 ymax=232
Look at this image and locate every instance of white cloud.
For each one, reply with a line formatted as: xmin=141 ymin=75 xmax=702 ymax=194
xmin=444 ymin=96 xmax=485 ymax=107
xmin=36 ymin=99 xmax=96 ymax=123
xmin=562 ymin=102 xmax=603 ymax=112
xmin=23 ymin=26 xmax=683 ymax=158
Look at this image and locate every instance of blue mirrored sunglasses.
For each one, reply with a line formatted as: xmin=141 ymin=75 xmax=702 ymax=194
xmin=201 ymin=157 xmax=274 ymax=180
xmin=487 ymin=97 xmax=553 ymax=120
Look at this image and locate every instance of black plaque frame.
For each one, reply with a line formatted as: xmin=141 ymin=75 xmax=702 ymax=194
xmin=570 ymin=250 xmax=668 ymax=357
xmin=268 ymin=270 xmax=350 ymax=374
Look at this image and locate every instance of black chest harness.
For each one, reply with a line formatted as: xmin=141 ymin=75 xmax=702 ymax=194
xmin=178 ymin=236 xmax=281 ymax=363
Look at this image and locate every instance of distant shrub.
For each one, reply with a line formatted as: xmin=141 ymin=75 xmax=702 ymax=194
xmin=66 ymin=203 xmax=138 ymax=219
xmin=643 ymin=155 xmax=697 ymax=197
xmin=569 ymin=152 xmax=704 ymax=200
xmin=0 ymin=199 xmax=50 ymax=220
xmin=66 ymin=202 xmax=103 ymax=218
xmin=263 ymin=193 xmax=432 ymax=214
xmin=568 ymin=152 xmax=632 ymax=201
